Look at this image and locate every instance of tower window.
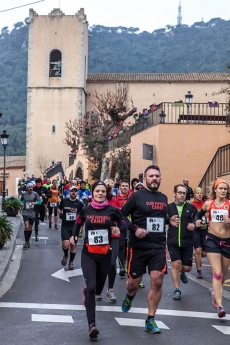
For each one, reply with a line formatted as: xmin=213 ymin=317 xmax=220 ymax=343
xmin=52 ymin=125 xmax=56 ymax=133
xmin=50 ymin=50 xmax=62 ymax=77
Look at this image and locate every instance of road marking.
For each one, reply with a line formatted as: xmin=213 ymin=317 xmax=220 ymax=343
xmin=0 ymin=302 xmax=229 ymax=320
xmin=31 ymin=237 xmax=49 ymax=240
xmin=32 ymin=314 xmax=74 ymax=323
xmin=51 ymin=268 xmax=83 ymax=282
xmin=212 ymin=325 xmax=230 ymax=334
xmin=115 ymin=317 xmax=169 ymax=329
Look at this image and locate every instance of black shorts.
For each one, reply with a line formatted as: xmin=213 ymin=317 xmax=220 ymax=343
xmin=168 ymin=246 xmax=193 ymax=267
xmin=48 ymin=203 xmax=58 ymax=216
xmin=193 ymin=229 xmax=208 ymax=251
xmin=205 ymin=233 xmax=230 ymax=259
xmin=23 ymin=215 xmax=35 ymax=225
xmin=61 ymin=225 xmax=74 ymax=241
xmin=43 ymin=198 xmax=48 ymax=205
xmin=127 ymin=247 xmax=167 ymax=279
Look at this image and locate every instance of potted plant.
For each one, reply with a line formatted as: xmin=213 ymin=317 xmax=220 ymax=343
xmin=2 ymin=197 xmax=22 ymax=217
xmin=0 ymin=215 xmax=13 ymax=249
xmin=173 ymin=100 xmax=183 ymax=107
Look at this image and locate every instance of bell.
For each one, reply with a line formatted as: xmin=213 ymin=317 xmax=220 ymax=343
xmin=52 ymin=64 xmax=58 ymax=71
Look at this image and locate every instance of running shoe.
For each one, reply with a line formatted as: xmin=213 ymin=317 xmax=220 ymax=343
xmin=82 ymin=285 xmax=86 ymax=306
xmin=196 ymin=271 xmax=202 ymax=279
xmin=27 ymin=242 xmax=30 ymax=248
xmin=23 ymin=242 xmax=28 ymax=250
xmin=119 ymin=268 xmax=126 ymax=278
xmin=145 ymin=318 xmax=161 ymax=334
xmin=121 ymin=293 xmax=135 ymax=313
xmin=49 ymin=222 xmax=52 ymax=229
xmin=209 ymin=288 xmax=218 ymax=309
xmin=35 ymin=235 xmax=39 ymax=242
xmin=218 ymin=306 xmax=226 ymax=318
xmin=61 ymin=255 xmax=68 ymax=266
xmin=89 ymin=323 xmax=99 ymax=339
xmin=54 ymin=224 xmax=58 ymax=230
xmin=95 ymin=294 xmax=102 ymax=301
xmin=180 ymin=272 xmax=188 ymax=284
xmin=68 ymin=262 xmax=74 ymax=270
xmin=106 ymin=289 xmax=117 ymax=302
xmin=173 ymin=288 xmax=181 ymax=300
xmin=139 ymin=282 xmax=145 ymax=288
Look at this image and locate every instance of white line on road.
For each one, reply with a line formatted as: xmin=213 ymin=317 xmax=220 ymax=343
xmin=212 ymin=325 xmax=230 ymax=334
xmin=115 ymin=317 xmax=169 ymax=329
xmin=31 ymin=237 xmax=49 ymax=240
xmin=0 ymin=302 xmax=229 ymax=320
xmin=32 ymin=314 xmax=74 ymax=323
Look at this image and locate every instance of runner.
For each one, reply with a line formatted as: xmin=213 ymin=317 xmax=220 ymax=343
xmin=43 ymin=177 xmax=52 ymax=218
xmin=130 ymin=178 xmax=139 ymax=195
xmin=70 ymin=181 xmax=125 ymax=340
xmin=195 ymin=179 xmax=230 ymax=318
xmin=20 ymin=183 xmax=41 ymax=249
xmin=120 ymin=165 xmax=179 ymax=334
xmin=192 ymin=187 xmax=208 ymax=279
xmin=167 ymin=184 xmax=197 ymax=300
xmin=103 ymin=179 xmax=124 ymax=302
xmin=48 ymin=179 xmax=59 ymax=229
xmin=77 ymin=181 xmax=92 ymax=205
xmin=33 ymin=178 xmax=51 ymax=241
xmin=58 ymin=186 xmax=83 ymax=270
xmin=116 ymin=179 xmax=132 ymax=277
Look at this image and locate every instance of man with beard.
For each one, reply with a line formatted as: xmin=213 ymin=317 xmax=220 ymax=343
xmin=58 ymin=186 xmax=83 ymax=270
xmin=120 ymin=165 xmax=179 ymax=334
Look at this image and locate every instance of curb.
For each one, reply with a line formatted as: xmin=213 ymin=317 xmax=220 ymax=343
xmin=0 ymin=214 xmax=22 ymax=284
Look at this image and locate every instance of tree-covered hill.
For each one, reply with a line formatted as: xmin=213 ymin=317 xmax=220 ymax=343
xmin=0 ymin=17 xmax=230 ymax=155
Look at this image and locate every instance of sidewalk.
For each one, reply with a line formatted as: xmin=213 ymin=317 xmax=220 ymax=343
xmin=0 ymin=213 xmax=22 ymax=284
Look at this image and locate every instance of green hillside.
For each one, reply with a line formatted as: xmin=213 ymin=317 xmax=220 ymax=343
xmin=0 ymin=17 xmax=229 ymax=155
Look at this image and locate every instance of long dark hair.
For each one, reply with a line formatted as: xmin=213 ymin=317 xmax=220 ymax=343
xmin=106 ymin=184 xmax=113 ymax=201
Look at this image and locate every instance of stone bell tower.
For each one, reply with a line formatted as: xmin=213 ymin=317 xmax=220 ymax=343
xmin=26 ymin=8 xmax=88 ymax=177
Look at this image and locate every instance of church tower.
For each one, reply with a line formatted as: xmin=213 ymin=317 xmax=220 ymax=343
xmin=177 ymin=1 xmax=182 ymax=26
xmin=26 ymin=8 xmax=88 ymax=177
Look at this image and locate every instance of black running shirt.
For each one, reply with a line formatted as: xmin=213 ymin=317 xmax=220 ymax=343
xmin=121 ymin=189 xmax=168 ymax=249
xmin=58 ymin=198 xmax=83 ymax=227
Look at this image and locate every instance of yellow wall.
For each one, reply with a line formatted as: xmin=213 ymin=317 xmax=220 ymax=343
xmin=86 ymin=81 xmax=228 ymax=115
xmin=26 ymin=8 xmax=88 ymax=177
xmin=130 ymin=124 xmax=230 ymax=202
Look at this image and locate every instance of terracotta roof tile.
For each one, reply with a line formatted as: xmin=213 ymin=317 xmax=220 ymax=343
xmin=0 ymin=156 xmax=26 ymax=169
xmin=87 ymin=73 xmax=230 ymax=83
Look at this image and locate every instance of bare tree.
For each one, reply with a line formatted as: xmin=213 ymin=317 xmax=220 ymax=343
xmin=63 ymin=88 xmax=136 ymax=180
xmin=35 ymin=154 xmax=50 ymax=175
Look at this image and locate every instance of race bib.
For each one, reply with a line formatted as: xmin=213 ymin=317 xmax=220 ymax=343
xmin=88 ymin=229 xmax=109 ymax=245
xmin=66 ymin=212 xmax=76 ymax=221
xmin=50 ymin=202 xmax=57 ymax=207
xmin=146 ymin=217 xmax=164 ymax=232
xmin=26 ymin=202 xmax=34 ymax=209
xmin=211 ymin=209 xmax=228 ymax=223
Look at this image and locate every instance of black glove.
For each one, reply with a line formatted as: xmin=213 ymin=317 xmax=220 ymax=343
xmin=59 ymin=213 xmax=63 ymax=219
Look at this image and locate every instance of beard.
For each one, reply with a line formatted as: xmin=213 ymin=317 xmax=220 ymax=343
xmin=146 ymin=181 xmax=160 ymax=192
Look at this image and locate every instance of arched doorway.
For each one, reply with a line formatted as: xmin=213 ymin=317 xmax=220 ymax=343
xmin=75 ymin=161 xmax=84 ymax=180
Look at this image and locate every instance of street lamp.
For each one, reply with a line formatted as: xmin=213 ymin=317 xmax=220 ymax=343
xmin=185 ymin=91 xmax=193 ymax=116
xmin=0 ymin=130 xmax=9 ymax=199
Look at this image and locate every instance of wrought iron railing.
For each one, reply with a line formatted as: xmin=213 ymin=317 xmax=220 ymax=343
xmin=199 ymin=144 xmax=230 ymax=192
xmin=105 ymin=102 xmax=228 ymax=152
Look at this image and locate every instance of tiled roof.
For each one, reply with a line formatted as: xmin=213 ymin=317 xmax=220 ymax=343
xmin=0 ymin=156 xmax=26 ymax=169
xmin=87 ymin=73 xmax=230 ymax=83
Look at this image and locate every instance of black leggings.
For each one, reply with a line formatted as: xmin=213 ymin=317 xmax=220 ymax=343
xmin=108 ymin=238 xmax=119 ymax=289
xmin=81 ymin=249 xmax=111 ymax=326
xmin=118 ymin=231 xmax=126 ymax=268
xmin=35 ymin=207 xmax=45 ymax=236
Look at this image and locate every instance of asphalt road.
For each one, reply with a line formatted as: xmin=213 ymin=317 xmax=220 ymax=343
xmin=0 ymin=220 xmax=230 ymax=345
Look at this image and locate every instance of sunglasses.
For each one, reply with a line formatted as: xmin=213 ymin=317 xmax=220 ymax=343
xmin=136 ymin=187 xmax=144 ymax=191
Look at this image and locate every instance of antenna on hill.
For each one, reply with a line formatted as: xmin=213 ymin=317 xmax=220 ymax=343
xmin=177 ymin=1 xmax=182 ymax=26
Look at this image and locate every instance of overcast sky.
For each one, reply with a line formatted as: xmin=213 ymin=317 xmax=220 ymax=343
xmin=1 ymin=0 xmax=230 ymax=32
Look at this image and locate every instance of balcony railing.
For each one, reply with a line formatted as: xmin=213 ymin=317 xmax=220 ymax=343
xmin=105 ymin=102 xmax=228 ymax=152
xmin=199 ymin=144 xmax=230 ymax=193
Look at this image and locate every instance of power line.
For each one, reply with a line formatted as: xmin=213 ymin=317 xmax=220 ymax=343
xmin=0 ymin=0 xmax=45 ymax=13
